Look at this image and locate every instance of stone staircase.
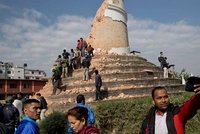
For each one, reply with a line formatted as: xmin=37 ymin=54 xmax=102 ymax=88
xmin=40 ymin=53 xmax=184 ymax=105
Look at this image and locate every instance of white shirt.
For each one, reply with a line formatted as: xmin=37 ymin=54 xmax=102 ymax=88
xmin=13 ymin=99 xmax=23 ymax=116
xmin=155 ymin=112 xmax=168 ymax=134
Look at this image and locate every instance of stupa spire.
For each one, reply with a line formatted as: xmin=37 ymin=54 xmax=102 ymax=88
xmin=87 ymin=0 xmax=130 ymax=54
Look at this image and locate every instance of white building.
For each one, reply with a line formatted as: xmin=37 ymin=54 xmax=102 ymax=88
xmin=10 ymin=66 xmax=25 ymax=79
xmin=0 ymin=61 xmax=46 ymax=80
xmin=24 ymin=69 xmax=46 ymax=80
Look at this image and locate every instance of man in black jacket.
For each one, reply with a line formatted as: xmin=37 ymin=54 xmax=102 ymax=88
xmin=140 ymin=86 xmax=200 ymax=134
xmin=0 ymin=105 xmax=9 ymax=134
xmin=1 ymin=96 xmax=20 ymax=134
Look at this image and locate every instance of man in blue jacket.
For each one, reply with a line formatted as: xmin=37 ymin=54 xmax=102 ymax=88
xmin=15 ymin=99 xmax=41 ymax=134
xmin=68 ymin=94 xmax=95 ymax=133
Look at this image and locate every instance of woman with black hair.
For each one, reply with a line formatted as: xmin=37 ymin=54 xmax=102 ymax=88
xmin=67 ymin=107 xmax=99 ymax=134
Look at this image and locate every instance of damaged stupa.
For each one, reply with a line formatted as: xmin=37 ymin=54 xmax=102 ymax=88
xmin=87 ymin=0 xmax=129 ymax=54
xmin=39 ymin=0 xmax=184 ymax=107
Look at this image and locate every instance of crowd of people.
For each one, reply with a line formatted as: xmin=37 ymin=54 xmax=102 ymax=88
xmin=0 ymin=93 xmax=47 ymax=134
xmin=0 ymin=92 xmax=100 ymax=134
xmin=1 ymin=42 xmax=200 ymax=134
xmin=1 ymin=85 xmax=200 ymax=134
xmin=51 ymin=37 xmax=95 ymax=95
xmin=53 ymin=37 xmax=94 ymax=78
xmin=65 ymin=70 xmax=200 ymax=134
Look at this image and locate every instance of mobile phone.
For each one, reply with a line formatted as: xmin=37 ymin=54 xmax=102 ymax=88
xmin=185 ymin=76 xmax=200 ymax=92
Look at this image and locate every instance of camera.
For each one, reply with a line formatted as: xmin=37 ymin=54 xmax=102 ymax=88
xmin=185 ymin=76 xmax=200 ymax=92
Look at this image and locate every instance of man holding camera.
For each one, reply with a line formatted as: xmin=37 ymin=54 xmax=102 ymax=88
xmin=140 ymin=85 xmax=200 ymax=134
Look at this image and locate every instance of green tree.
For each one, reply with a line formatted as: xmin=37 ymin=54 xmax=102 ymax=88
xmin=39 ymin=111 xmax=67 ymax=134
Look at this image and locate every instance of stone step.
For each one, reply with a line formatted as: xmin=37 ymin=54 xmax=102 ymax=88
xmin=65 ymin=78 xmax=181 ymax=90
xmin=71 ymin=65 xmax=161 ymax=75
xmin=101 ymin=65 xmax=161 ymax=72
xmin=95 ymin=60 xmax=155 ymax=66
xmin=64 ymin=67 xmax=162 ymax=79
xmin=91 ymin=58 xmax=148 ymax=63
xmin=94 ymin=54 xmax=148 ymax=61
xmin=101 ymin=71 xmax=163 ymax=79
xmin=62 ymin=71 xmax=164 ymax=82
xmin=46 ymin=84 xmax=185 ymax=102
xmin=104 ymin=84 xmax=185 ymax=97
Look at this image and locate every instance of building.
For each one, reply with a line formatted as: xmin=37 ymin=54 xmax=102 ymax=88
xmin=24 ymin=69 xmax=47 ymax=80
xmin=0 ymin=61 xmax=47 ymax=80
xmin=0 ymin=79 xmax=47 ymax=100
xmin=0 ymin=61 xmax=48 ymax=99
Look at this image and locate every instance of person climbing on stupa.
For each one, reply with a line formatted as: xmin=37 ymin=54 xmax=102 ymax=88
xmin=62 ymin=49 xmax=70 ymax=78
xmin=80 ymin=38 xmax=88 ymax=57
xmin=94 ymin=70 xmax=102 ymax=101
xmin=74 ymin=47 xmax=82 ymax=69
xmin=51 ymin=64 xmax=62 ymax=95
xmin=55 ymin=55 xmax=63 ymax=75
xmin=82 ymin=54 xmax=91 ymax=81
xmin=86 ymin=44 xmax=94 ymax=57
xmin=77 ymin=39 xmax=82 ymax=50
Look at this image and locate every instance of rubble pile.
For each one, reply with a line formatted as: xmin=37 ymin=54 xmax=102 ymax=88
xmin=39 ymin=52 xmax=183 ymax=107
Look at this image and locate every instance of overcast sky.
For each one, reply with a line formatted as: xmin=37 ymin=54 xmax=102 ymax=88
xmin=0 ymin=0 xmax=200 ymax=76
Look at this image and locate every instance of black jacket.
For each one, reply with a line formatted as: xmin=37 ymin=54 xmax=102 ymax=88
xmin=39 ymin=96 xmax=48 ymax=109
xmin=140 ymin=104 xmax=180 ymax=134
xmin=1 ymin=104 xmax=20 ymax=134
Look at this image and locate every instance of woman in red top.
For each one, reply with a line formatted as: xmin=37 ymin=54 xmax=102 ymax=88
xmin=77 ymin=40 xmax=82 ymax=50
xmin=67 ymin=107 xmax=99 ymax=134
